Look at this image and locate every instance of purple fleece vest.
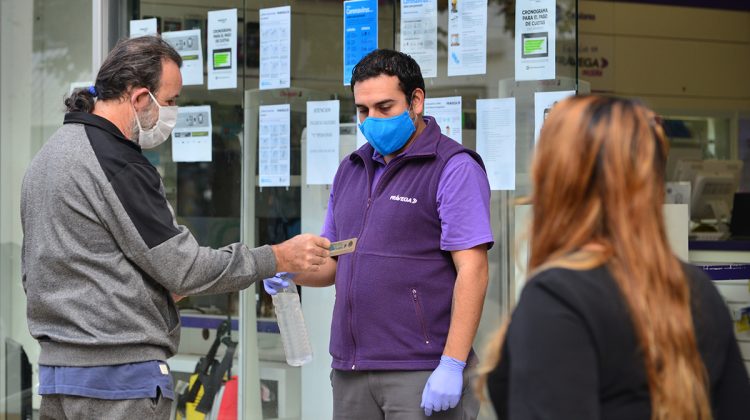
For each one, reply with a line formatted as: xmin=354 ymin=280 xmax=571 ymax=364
xmin=329 ymin=117 xmax=485 ymax=371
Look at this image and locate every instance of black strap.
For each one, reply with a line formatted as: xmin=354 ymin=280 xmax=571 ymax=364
xmin=196 ymin=337 xmax=238 ymax=413
xmin=198 ymin=320 xmax=231 ymax=376
xmin=176 ymin=320 xmax=231 ymax=414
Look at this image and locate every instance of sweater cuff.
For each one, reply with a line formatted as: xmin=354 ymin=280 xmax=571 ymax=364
xmin=251 ymin=244 xmax=278 ymax=281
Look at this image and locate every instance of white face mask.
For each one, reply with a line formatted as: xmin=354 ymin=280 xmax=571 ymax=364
xmin=133 ymin=91 xmax=178 ymax=149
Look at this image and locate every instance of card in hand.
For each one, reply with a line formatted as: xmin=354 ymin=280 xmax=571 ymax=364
xmin=330 ymin=238 xmax=357 ymax=256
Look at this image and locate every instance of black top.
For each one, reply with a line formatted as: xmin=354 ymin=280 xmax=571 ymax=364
xmin=64 ymin=112 xmax=179 ymax=248
xmin=488 ymin=263 xmax=750 ymax=420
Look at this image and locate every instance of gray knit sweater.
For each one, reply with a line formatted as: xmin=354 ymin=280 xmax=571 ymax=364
xmin=21 ymin=112 xmax=276 ymax=366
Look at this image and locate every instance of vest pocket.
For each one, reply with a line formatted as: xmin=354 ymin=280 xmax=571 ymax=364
xmin=410 ymin=288 xmax=431 ymax=345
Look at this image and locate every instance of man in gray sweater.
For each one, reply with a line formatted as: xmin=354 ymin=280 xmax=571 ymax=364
xmin=21 ymin=36 xmax=330 ymax=419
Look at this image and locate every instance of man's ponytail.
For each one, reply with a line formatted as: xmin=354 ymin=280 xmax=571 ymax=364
xmin=64 ymin=86 xmax=97 ymax=113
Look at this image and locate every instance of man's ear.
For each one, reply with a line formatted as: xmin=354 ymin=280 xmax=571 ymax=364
xmin=130 ymin=87 xmax=151 ymax=111
xmin=411 ymin=88 xmax=426 ymax=116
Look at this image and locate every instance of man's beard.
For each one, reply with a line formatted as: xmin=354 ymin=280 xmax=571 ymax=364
xmin=131 ymin=103 xmax=159 ymax=141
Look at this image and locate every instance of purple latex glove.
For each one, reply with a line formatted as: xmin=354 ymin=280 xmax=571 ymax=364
xmin=262 ymin=272 xmax=293 ymax=295
xmin=420 ymin=355 xmax=466 ymax=416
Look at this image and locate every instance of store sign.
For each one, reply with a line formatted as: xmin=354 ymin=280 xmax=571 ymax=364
xmin=559 ymin=34 xmax=614 ymax=92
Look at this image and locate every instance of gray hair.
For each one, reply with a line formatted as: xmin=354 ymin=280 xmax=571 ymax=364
xmin=64 ymin=36 xmax=182 ymax=113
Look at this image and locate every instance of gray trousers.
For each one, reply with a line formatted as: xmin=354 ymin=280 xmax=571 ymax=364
xmin=332 ymin=369 xmax=479 ymax=420
xmin=39 ymin=393 xmax=171 ymax=420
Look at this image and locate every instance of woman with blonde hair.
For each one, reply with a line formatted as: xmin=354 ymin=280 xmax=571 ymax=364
xmin=478 ymin=96 xmax=750 ymax=419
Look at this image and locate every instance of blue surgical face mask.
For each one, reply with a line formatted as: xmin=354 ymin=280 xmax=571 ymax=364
xmin=359 ymin=110 xmax=417 ymax=156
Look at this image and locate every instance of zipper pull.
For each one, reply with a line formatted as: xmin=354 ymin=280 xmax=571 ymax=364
xmin=366 ymin=198 xmax=372 ymax=208
xmin=351 ymin=364 xmax=356 ymax=370
xmin=412 ymin=289 xmax=417 ymax=301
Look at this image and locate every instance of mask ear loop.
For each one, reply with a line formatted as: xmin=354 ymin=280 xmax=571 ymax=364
xmin=147 ymin=91 xmax=163 ymax=110
xmin=131 ymin=90 xmax=157 ymax=138
xmin=131 ymin=93 xmax=144 ymax=135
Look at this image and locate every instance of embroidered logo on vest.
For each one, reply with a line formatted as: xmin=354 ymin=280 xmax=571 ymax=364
xmin=389 ymin=194 xmax=418 ymax=204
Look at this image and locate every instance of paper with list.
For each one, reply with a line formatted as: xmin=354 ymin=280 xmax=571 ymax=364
xmin=447 ymin=0 xmax=487 ymax=76
xmin=259 ymin=104 xmax=291 ymax=187
xmin=424 ymin=96 xmax=462 ymax=144
xmin=172 ymin=106 xmax=212 ymax=162
xmin=260 ymin=6 xmax=291 ymax=90
xmin=306 ymin=101 xmax=340 ymax=185
xmin=207 ymin=9 xmax=237 ymax=90
xmin=476 ymin=98 xmax=516 ymax=190
xmin=400 ymin=0 xmax=437 ymax=78
xmin=162 ymin=30 xmax=203 ymax=86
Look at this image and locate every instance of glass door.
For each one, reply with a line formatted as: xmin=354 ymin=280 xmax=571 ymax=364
xmin=128 ymin=1 xmax=576 ymax=418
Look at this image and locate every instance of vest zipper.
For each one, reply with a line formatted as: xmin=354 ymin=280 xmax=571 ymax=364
xmin=412 ymin=288 xmax=431 ymax=344
xmin=347 ymin=172 xmax=376 ymax=370
xmin=347 ymin=253 xmax=358 ymax=370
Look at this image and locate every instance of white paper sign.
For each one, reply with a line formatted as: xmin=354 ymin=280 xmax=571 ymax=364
xmin=534 ymin=90 xmax=575 ymax=143
xmin=207 ymin=9 xmax=238 ymax=90
xmin=424 ymin=96 xmax=462 ymax=144
xmin=476 ymin=98 xmax=516 ymax=190
xmin=447 ymin=0 xmax=487 ymax=76
xmin=400 ymin=0 xmax=437 ymax=78
xmin=172 ymin=106 xmax=212 ymax=162
xmin=306 ymin=101 xmax=340 ymax=185
xmin=259 ymin=104 xmax=291 ymax=187
xmin=515 ymin=0 xmax=556 ymax=81
xmin=163 ymin=30 xmax=203 ymax=86
xmin=260 ymin=6 xmax=291 ymax=90
xmin=130 ymin=18 xmax=157 ymax=38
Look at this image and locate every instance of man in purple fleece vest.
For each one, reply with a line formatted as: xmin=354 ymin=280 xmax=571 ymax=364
xmin=265 ymin=49 xmax=493 ymax=419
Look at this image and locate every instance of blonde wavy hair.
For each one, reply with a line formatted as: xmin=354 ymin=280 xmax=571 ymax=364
xmin=475 ymin=96 xmax=712 ymax=420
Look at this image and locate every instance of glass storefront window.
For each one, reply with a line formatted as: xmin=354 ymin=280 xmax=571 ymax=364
xmin=130 ymin=2 xmax=250 ymax=417
xmin=133 ymin=0 xmax=577 ymax=418
xmin=130 ymin=0 xmax=578 ymax=418
xmin=575 ymin=2 xmax=750 ymax=386
xmin=1 ymin=0 xmax=93 ymax=414
xmin=7 ymin=1 xmax=750 ymax=419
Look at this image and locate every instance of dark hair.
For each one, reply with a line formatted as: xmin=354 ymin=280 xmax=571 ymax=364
xmin=64 ymin=36 xmax=182 ymax=113
xmin=350 ymin=49 xmax=425 ymax=104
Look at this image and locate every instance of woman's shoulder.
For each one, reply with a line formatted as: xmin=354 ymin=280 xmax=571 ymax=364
xmin=680 ymin=261 xmax=722 ymax=299
xmin=679 ymin=261 xmax=734 ymax=334
xmin=523 ymin=262 xmax=732 ymax=337
xmin=518 ymin=266 xmax=629 ymax=331
xmin=529 ymin=264 xmax=612 ymax=285
xmin=527 ymin=262 xmax=720 ymax=304
xmin=524 ymin=265 xmax=622 ymax=306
